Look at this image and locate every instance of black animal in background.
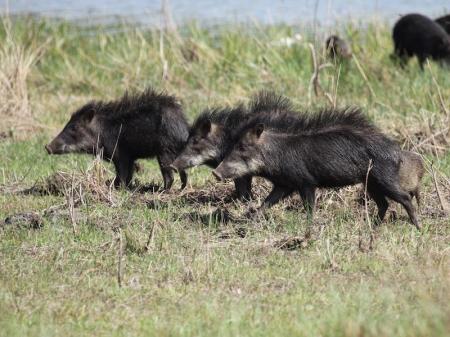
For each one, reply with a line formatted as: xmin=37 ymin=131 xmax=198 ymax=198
xmin=213 ymin=108 xmax=421 ymax=230
xmin=392 ymin=13 xmax=450 ymax=69
xmin=435 ymin=14 xmax=450 ymax=34
xmin=46 ymin=88 xmax=189 ymax=190
xmin=325 ymin=35 xmax=352 ymax=60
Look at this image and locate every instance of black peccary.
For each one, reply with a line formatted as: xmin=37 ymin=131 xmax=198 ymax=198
xmin=392 ymin=13 xmax=450 ymax=69
xmin=325 ymin=35 xmax=352 ymax=60
xmin=46 ymin=88 xmax=189 ymax=190
xmin=213 ymin=108 xmax=421 ymax=230
xmin=171 ymin=105 xmax=252 ymax=199
xmin=435 ymin=14 xmax=450 ymax=34
xmin=170 ymin=91 xmax=296 ymax=200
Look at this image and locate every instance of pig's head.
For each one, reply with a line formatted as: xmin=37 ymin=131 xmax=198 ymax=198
xmin=213 ymin=123 xmax=265 ymax=181
xmin=171 ymin=118 xmax=224 ymax=171
xmin=46 ymin=102 xmax=101 ymax=155
xmin=337 ymin=41 xmax=352 ymax=59
xmin=439 ymin=37 xmax=450 ymax=66
xmin=326 ymin=35 xmax=352 ymax=60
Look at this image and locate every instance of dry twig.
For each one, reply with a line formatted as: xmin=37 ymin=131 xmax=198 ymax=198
xmin=117 ymin=228 xmax=124 ymax=288
xmin=431 ymin=162 xmax=449 ymax=215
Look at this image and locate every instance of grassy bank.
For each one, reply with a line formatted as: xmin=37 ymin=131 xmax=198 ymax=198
xmin=0 ymin=17 xmax=449 ymax=337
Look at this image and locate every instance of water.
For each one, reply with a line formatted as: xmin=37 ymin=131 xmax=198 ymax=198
xmin=2 ymin=0 xmax=449 ymax=28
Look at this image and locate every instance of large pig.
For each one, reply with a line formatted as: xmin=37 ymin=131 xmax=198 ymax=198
xmin=46 ymin=88 xmax=189 ymax=190
xmin=393 ymin=13 xmax=450 ymax=69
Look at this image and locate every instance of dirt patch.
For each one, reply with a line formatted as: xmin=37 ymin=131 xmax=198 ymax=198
xmin=22 ymin=172 xmax=70 ymax=196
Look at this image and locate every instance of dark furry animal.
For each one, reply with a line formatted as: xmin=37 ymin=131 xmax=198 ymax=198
xmin=357 ymin=150 xmax=424 ymax=208
xmin=435 ymin=14 xmax=450 ymax=34
xmin=213 ymin=108 xmax=421 ymax=230
xmin=248 ymin=90 xmax=295 ymax=115
xmin=393 ymin=13 xmax=450 ymax=69
xmin=170 ymin=104 xmax=252 ymax=200
xmin=170 ymin=91 xmax=298 ymax=200
xmin=46 ymin=88 xmax=189 ymax=190
xmin=325 ymin=35 xmax=352 ymax=60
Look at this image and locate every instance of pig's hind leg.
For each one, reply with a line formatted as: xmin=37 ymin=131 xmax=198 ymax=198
xmin=299 ymin=185 xmax=316 ymax=220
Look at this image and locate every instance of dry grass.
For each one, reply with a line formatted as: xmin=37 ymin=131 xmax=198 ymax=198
xmin=0 ymin=18 xmax=46 ymax=135
xmin=0 ymin=16 xmax=449 ymax=337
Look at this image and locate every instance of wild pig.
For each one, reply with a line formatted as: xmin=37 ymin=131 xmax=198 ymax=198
xmin=393 ymin=13 xmax=450 ymax=69
xmin=213 ymin=108 xmax=421 ymax=230
xmin=435 ymin=14 xmax=450 ymax=34
xmin=325 ymin=35 xmax=352 ymax=60
xmin=171 ymin=91 xmax=296 ymax=200
xmin=46 ymin=88 xmax=189 ymax=190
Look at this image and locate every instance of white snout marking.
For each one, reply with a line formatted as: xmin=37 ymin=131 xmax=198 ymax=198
xmin=247 ymin=157 xmax=264 ymax=172
xmin=188 ymin=155 xmax=207 ymax=167
xmin=222 ymin=160 xmax=248 ymax=177
xmin=189 ymin=149 xmax=220 ymax=166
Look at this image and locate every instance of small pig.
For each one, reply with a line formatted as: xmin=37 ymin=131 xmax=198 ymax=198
xmin=398 ymin=151 xmax=424 ymax=206
xmin=46 ymin=88 xmax=189 ymax=190
xmin=325 ymin=35 xmax=352 ymax=60
xmin=170 ymin=91 xmax=296 ymax=200
xmin=358 ymin=150 xmax=424 ymax=207
xmin=435 ymin=14 xmax=450 ymax=34
xmin=392 ymin=13 xmax=450 ymax=69
xmin=213 ymin=108 xmax=420 ymax=230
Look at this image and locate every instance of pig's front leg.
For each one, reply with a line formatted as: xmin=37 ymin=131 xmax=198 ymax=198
xmin=113 ymin=156 xmax=135 ymax=188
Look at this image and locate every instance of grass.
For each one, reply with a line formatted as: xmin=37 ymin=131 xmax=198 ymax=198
xmin=0 ymin=16 xmax=449 ymax=337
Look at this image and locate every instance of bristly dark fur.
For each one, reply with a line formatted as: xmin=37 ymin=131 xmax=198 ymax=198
xmin=214 ymin=104 xmax=421 ymax=228
xmin=237 ymin=106 xmax=376 ymax=136
xmin=49 ymin=87 xmax=189 ymax=190
xmin=248 ymin=91 xmax=295 ymax=115
xmin=190 ymin=105 xmax=247 ymax=136
xmin=71 ymin=88 xmax=181 ymax=122
xmin=189 ymin=90 xmax=296 ymax=137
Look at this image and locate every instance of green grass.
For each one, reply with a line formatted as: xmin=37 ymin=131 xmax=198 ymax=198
xmin=0 ymin=17 xmax=449 ymax=337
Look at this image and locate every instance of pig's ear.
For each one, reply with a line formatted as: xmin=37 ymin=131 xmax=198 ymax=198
xmin=83 ymin=108 xmax=95 ymax=123
xmin=199 ymin=119 xmax=211 ymax=137
xmin=252 ymin=123 xmax=264 ymax=139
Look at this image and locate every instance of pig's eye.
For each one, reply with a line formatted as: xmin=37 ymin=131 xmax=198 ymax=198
xmin=67 ymin=126 xmax=79 ymax=139
xmin=194 ymin=135 xmax=205 ymax=144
